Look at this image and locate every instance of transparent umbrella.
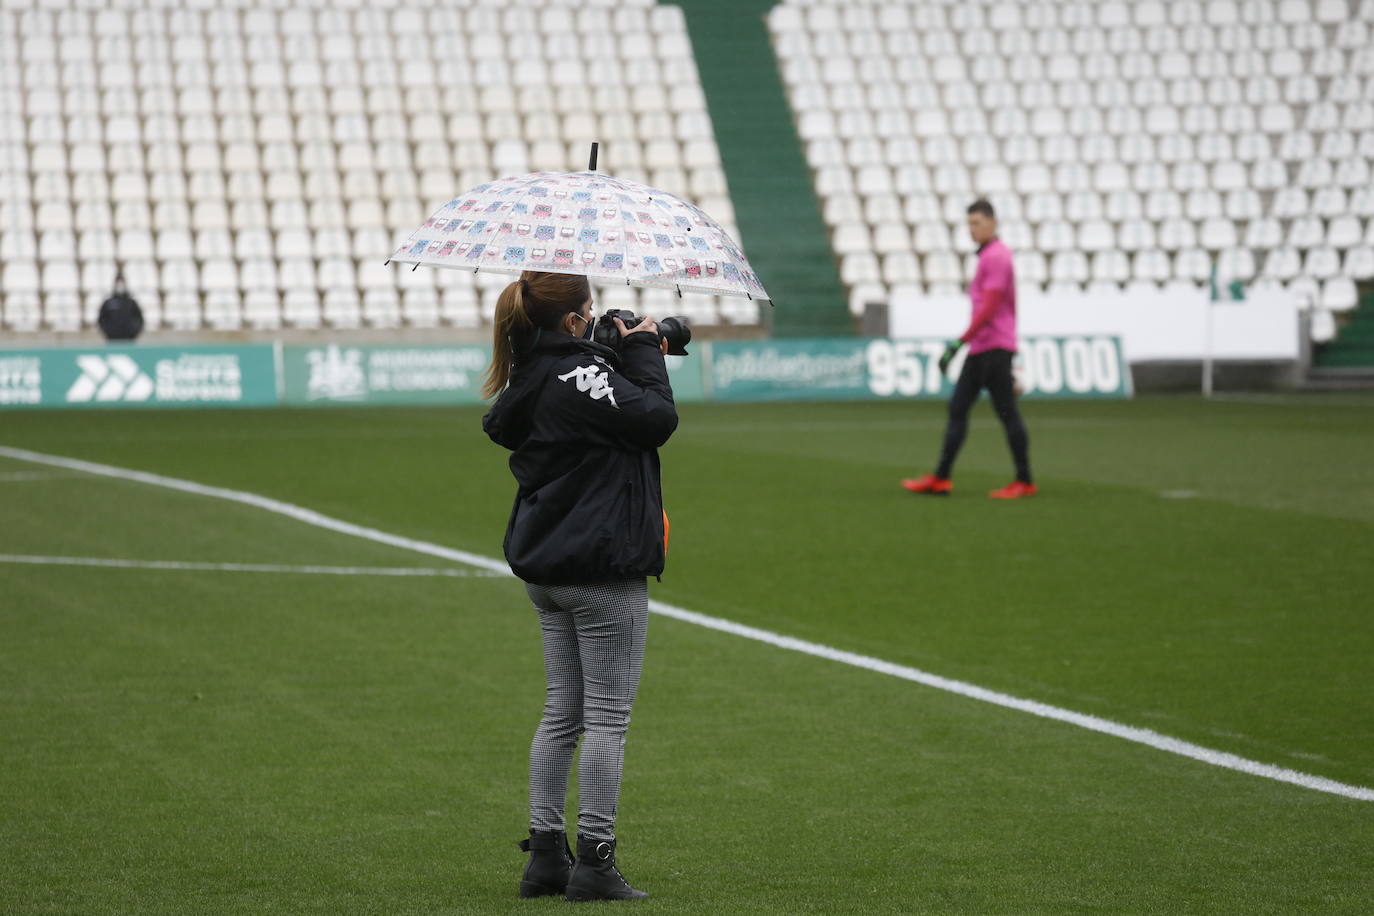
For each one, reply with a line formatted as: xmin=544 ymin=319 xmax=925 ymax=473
xmin=387 ymin=146 xmax=770 ymax=302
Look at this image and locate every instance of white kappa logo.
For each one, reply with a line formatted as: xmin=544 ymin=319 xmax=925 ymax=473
xmin=65 ymin=354 xmax=155 ymax=403
xmin=557 ymin=365 xmax=618 ymax=408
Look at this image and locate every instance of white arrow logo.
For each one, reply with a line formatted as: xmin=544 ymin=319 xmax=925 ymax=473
xmin=66 ymin=354 xmax=155 ymax=403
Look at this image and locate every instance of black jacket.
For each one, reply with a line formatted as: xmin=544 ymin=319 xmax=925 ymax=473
xmin=482 ymin=330 xmax=678 ymax=585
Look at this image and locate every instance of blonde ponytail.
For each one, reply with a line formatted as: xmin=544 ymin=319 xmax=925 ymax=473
xmin=482 ymin=279 xmax=534 ymax=398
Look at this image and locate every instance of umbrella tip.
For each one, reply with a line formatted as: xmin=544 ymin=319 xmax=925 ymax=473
xmin=588 ymin=141 xmax=599 ymax=172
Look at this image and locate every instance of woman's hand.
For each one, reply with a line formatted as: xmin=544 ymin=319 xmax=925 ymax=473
xmin=614 ymin=315 xmax=669 ymax=353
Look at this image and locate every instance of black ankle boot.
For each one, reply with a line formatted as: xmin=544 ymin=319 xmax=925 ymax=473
xmin=565 ymin=834 xmax=649 ymax=902
xmin=516 ymin=829 xmax=573 ymax=898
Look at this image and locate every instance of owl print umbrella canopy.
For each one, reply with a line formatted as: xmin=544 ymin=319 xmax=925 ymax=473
xmin=388 ymin=168 xmax=771 ymax=302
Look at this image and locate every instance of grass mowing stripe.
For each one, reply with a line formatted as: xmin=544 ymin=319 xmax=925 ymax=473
xmin=0 ymin=445 xmax=509 ymax=574
xmin=0 ymin=554 xmax=500 ymax=578
xmin=646 ymin=601 xmax=1374 ymax=803
xmin=3 ymin=442 xmax=1371 ymax=804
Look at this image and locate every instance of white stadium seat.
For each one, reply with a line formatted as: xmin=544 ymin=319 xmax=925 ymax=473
xmin=1132 ymin=249 xmax=1172 ymax=284
xmin=1344 ymin=246 xmax=1374 ymax=281
xmin=1201 ymin=218 xmax=1239 ymax=249
xmin=6 ymin=0 xmax=1374 ymax=335
xmin=0 ymin=0 xmax=739 ymax=333
xmin=768 ymin=0 xmax=1372 ymax=308
xmin=1310 ymin=308 xmax=1337 ymax=343
xmin=1217 ymin=247 xmax=1257 ymax=281
xmin=1304 ymin=247 xmax=1342 ymax=281
xmin=1321 ymin=277 xmax=1358 ymax=312
xmin=1050 ymin=251 xmax=1090 ymax=284
xmin=1247 ymin=218 xmax=1286 ymax=251
xmin=833 ymin=223 xmax=873 ymax=256
xmin=1175 ymin=248 xmax=1213 ymax=282
xmin=1091 ymin=250 xmax=1131 ymax=284
xmin=1287 ymin=217 xmax=1326 ymax=249
xmin=1328 ymin=216 xmax=1364 ymax=249
xmin=1262 ymin=247 xmax=1302 ymax=281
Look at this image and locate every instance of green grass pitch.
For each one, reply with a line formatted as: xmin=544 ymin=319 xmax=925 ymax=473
xmin=2 ymin=395 xmax=1372 ymax=914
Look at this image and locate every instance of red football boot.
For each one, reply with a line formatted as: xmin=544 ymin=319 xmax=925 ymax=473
xmin=989 ymin=480 xmax=1038 ymax=499
xmin=901 ymin=474 xmax=952 ymax=495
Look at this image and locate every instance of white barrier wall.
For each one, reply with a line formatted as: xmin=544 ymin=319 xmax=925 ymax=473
xmin=888 ymin=286 xmax=1301 ymax=363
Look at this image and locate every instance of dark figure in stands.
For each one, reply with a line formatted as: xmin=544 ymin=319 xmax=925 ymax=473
xmin=97 ymin=272 xmax=144 ymax=342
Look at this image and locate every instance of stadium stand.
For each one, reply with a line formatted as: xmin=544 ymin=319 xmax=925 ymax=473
xmin=0 ymin=0 xmax=757 ymax=334
xmin=769 ymin=0 xmax=1374 ymax=327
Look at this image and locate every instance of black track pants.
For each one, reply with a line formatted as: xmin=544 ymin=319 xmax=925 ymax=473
xmin=935 ymin=348 xmax=1032 ymax=483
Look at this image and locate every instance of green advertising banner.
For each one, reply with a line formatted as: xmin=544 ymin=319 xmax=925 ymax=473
xmin=709 ymin=336 xmax=1132 ymax=401
xmin=0 ymin=345 xmax=278 ymax=408
xmin=281 ymin=343 xmax=710 ymax=406
xmin=282 ymin=344 xmax=491 ymax=406
xmin=709 ymin=339 xmax=868 ymax=401
xmin=0 ymin=336 xmax=1127 ymax=409
xmin=664 ymin=352 xmax=707 ymax=403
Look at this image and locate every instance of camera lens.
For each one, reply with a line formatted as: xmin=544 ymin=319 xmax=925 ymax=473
xmin=659 ymin=316 xmax=691 ymax=356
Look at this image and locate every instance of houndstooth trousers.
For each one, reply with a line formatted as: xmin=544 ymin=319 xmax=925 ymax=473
xmin=524 ymin=578 xmax=648 ymax=841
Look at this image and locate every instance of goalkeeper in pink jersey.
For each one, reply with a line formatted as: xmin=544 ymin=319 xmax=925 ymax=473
xmin=903 ymin=199 xmax=1036 ymax=499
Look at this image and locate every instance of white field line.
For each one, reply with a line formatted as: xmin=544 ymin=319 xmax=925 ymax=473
xmin=1159 ymin=490 xmax=1201 ymax=500
xmin=0 ymin=470 xmax=76 ymax=482
xmin=0 ymin=554 xmax=500 ymax=578
xmin=1 ymin=443 xmax=1370 ymax=804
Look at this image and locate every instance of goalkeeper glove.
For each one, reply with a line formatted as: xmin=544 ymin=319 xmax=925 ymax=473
xmin=937 ymin=339 xmax=964 ymax=375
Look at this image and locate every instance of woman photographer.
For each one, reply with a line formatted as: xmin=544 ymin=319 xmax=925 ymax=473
xmin=481 ymin=270 xmax=677 ymax=902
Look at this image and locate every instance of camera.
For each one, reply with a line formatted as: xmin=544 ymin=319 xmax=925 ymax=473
xmin=593 ymin=309 xmax=692 ymax=356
